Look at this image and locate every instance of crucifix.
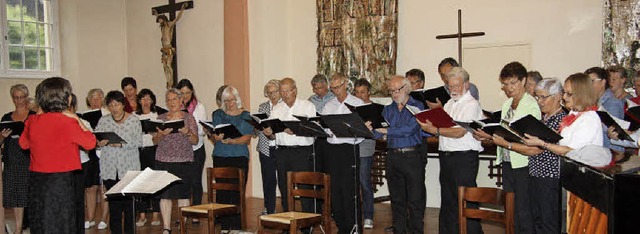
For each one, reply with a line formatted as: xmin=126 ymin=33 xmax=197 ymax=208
xmin=152 ymin=0 xmax=194 ymax=88
xmin=435 ymin=9 xmax=485 ymax=66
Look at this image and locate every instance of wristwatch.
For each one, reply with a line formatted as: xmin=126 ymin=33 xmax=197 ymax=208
xmin=507 ymin=142 xmax=513 ymax=150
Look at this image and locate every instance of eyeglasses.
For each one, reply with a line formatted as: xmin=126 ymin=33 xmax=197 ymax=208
xmin=534 ymin=94 xmax=554 ymax=100
xmin=267 ymin=91 xmax=279 ymax=96
xmin=388 ymin=84 xmax=406 ymax=94
xmin=330 ymin=82 xmax=345 ymax=91
xmin=500 ymin=79 xmax=521 ymax=88
xmin=224 ymin=99 xmax=237 ymax=103
xmin=280 ymin=88 xmax=295 ymax=94
xmin=11 ymin=95 xmax=27 ymax=100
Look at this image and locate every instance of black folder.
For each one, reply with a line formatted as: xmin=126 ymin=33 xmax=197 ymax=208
xmin=94 ymin=131 xmax=127 ymax=144
xmin=199 ymin=121 xmax=243 ymax=139
xmin=281 ymin=120 xmax=329 ymax=137
xmin=0 ymin=121 xmax=24 ymax=136
xmin=155 ymin=106 xmax=169 ymax=115
xmin=293 ymin=115 xmax=328 ymax=128
xmin=344 ymin=102 xmax=388 ymax=129
xmin=596 ymin=111 xmax=633 ymax=142
xmin=140 ymin=119 xmax=184 ymax=133
xmin=509 ymin=114 xmax=563 ymax=143
xmin=482 ymin=110 xmax=502 ymax=123
xmin=77 ymin=109 xmax=102 ymax=129
xmin=245 ymin=117 xmax=288 ymax=133
xmin=320 ymin=113 xmax=373 ymax=138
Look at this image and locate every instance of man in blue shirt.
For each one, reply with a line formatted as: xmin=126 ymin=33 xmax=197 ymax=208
xmin=372 ymin=75 xmax=426 ymax=234
xmin=308 ymin=74 xmax=335 ymax=113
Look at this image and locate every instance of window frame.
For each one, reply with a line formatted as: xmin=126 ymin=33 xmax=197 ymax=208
xmin=0 ymin=0 xmax=60 ymax=79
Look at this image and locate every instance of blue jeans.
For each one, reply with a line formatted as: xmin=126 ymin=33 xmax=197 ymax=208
xmin=359 ymin=156 xmax=374 ymax=220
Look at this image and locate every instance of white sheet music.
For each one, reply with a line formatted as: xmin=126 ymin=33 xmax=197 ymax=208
xmin=105 ymin=168 xmax=180 ymax=195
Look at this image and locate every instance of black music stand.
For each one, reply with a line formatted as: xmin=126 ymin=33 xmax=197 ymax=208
xmin=105 ymin=169 xmax=180 ymax=234
xmin=321 ymin=113 xmax=373 ymax=234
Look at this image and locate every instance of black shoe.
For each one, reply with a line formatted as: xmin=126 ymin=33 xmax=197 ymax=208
xmin=385 ymin=226 xmax=394 ymax=232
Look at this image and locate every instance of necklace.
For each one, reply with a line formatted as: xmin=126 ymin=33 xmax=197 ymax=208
xmin=112 ymin=113 xmax=126 ymax=123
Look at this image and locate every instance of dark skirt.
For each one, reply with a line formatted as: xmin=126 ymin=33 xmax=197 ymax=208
xmin=154 ymin=161 xmax=192 ymax=199
xmin=81 ymin=152 xmax=100 ymax=188
xmin=29 ymin=171 xmax=84 ymax=234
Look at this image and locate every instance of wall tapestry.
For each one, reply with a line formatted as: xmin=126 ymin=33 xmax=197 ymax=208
xmin=603 ymin=0 xmax=640 ymax=71
xmin=316 ymin=0 xmax=398 ymax=96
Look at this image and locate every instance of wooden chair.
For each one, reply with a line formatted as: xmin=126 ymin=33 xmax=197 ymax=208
xmin=458 ymin=186 xmax=515 ymax=234
xmin=258 ymin=171 xmax=331 ymax=234
xmin=179 ymin=167 xmax=246 ymax=234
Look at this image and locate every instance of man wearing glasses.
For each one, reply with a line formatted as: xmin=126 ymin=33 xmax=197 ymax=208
xmin=262 ymin=77 xmax=317 ymax=213
xmin=370 ymin=75 xmax=426 ymax=234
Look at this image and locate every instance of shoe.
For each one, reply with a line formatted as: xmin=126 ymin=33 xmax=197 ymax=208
xmin=97 ymin=221 xmax=108 ymax=230
xmin=151 ymin=220 xmax=162 ymax=226
xmin=136 ymin=218 xmax=147 ymax=227
xmin=385 ymin=226 xmax=394 ymax=232
xmin=364 ymin=219 xmax=373 ymax=229
xmin=84 ymin=221 xmax=95 ymax=229
xmin=163 ymin=228 xmax=172 ymax=234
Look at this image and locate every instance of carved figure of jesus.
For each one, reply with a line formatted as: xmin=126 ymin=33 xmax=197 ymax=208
xmin=153 ymin=3 xmax=187 ymax=88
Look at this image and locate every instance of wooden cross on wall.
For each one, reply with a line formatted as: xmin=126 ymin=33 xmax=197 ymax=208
xmin=152 ymin=0 xmax=194 ymax=88
xmin=435 ymin=9 xmax=485 ymax=66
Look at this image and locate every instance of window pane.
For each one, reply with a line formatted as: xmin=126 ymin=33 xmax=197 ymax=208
xmin=6 ymin=0 xmax=22 ymax=21
xmin=24 ymin=22 xmax=37 ymax=46
xmin=23 ymin=0 xmax=36 ymax=22
xmin=24 ymin=47 xmax=38 ymax=69
xmin=37 ymin=0 xmax=44 ymax=22
xmin=37 ymin=23 xmax=45 ymax=46
xmin=39 ymin=48 xmax=51 ymax=70
xmin=8 ymin=21 xmax=23 ymax=44
xmin=9 ymin=46 xmax=24 ymax=69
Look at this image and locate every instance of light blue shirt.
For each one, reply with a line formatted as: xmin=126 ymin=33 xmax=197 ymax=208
xmin=600 ymin=89 xmax=625 ymax=152
xmin=309 ymin=92 xmax=335 ymax=113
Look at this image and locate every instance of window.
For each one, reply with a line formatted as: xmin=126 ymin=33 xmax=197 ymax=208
xmin=0 ymin=0 xmax=59 ymax=78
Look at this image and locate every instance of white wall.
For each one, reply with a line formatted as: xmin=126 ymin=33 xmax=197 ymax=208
xmin=248 ymin=0 xmax=603 ymax=207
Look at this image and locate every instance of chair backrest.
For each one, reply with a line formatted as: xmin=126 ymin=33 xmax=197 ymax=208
xmin=206 ymin=167 xmax=246 ymax=227
xmin=287 ymin=171 xmax=330 ymax=216
xmin=458 ymin=186 xmax=514 ymax=234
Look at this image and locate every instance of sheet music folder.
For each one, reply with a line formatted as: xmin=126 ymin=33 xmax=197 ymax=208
xmin=105 ymin=168 xmax=180 ymax=197
xmin=94 ymin=131 xmax=127 ymax=144
xmin=321 ymin=113 xmax=373 ymax=138
xmin=596 ymin=111 xmax=634 ymax=142
xmin=0 ymin=121 xmax=24 ymax=136
xmin=285 ymin=118 xmax=329 ymax=138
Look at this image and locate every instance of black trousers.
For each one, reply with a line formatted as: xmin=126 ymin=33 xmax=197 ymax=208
xmin=313 ymin=138 xmax=329 ymax=173
xmin=438 ymin=150 xmax=482 ymax=234
xmin=324 ymin=143 xmax=361 ymax=234
xmin=530 ymin=176 xmax=560 ymax=234
xmin=212 ymin=156 xmax=248 ymax=230
xmin=274 ymin=146 xmax=314 ymax=212
xmin=191 ymin=145 xmax=207 ymax=205
xmin=386 ymin=149 xmax=426 ymax=234
xmin=502 ymin=162 xmax=534 ymax=234
xmin=104 ymin=178 xmax=134 ymax=234
xmin=259 ymin=147 xmax=278 ymax=214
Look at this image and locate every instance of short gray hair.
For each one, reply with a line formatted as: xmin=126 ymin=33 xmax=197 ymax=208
xmin=535 ymin=78 xmax=563 ymax=95
xmin=446 ymin=67 xmax=470 ymax=82
xmin=10 ymin=84 xmax=29 ymax=97
xmin=166 ymin=88 xmax=183 ymax=98
xmin=221 ymin=86 xmax=243 ymax=111
xmin=311 ymin=74 xmax=328 ymax=85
